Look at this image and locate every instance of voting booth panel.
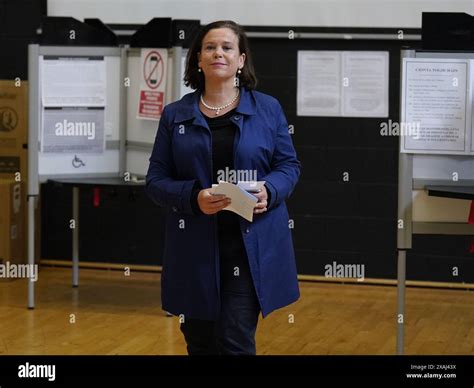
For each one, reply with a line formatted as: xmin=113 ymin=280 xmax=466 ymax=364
xmin=125 ymin=48 xmax=175 ymax=177
xmin=27 ymin=44 xmax=125 ymax=308
xmin=125 ymin=46 xmax=192 ymax=177
xmin=125 ymin=52 xmax=162 ymax=145
xmin=124 ymin=18 xmax=198 ymax=177
xmin=396 ymin=48 xmax=474 ymax=355
xmin=399 ymin=50 xmax=474 ymax=237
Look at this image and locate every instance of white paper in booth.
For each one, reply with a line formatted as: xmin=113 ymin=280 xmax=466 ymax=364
xmin=210 ymin=181 xmax=262 ymax=222
xmin=41 ymin=57 xmax=106 ymax=107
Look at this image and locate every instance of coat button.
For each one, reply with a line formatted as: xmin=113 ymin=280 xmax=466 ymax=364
xmin=172 ymin=206 xmax=178 ymax=212
xmin=234 ymin=115 xmax=241 ymax=120
xmin=245 ymin=227 xmax=250 ymax=233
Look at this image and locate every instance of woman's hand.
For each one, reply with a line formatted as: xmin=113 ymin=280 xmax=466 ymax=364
xmin=253 ymin=186 xmax=268 ymax=214
xmin=197 ymin=189 xmax=231 ymax=215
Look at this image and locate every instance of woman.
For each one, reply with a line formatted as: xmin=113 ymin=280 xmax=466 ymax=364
xmin=146 ymin=20 xmax=300 ymax=355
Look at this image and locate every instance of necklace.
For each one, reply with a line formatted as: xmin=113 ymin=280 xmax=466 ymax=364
xmin=200 ymin=89 xmax=240 ymax=115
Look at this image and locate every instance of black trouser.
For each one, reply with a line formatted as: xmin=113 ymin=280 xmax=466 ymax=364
xmin=180 ymin=228 xmax=260 ymax=355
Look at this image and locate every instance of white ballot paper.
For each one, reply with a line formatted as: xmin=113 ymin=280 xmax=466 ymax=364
xmin=211 ymin=181 xmax=265 ymax=222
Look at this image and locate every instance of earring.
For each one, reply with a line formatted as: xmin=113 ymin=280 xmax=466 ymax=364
xmin=234 ymin=68 xmax=242 ymax=87
xmin=198 ymin=68 xmax=202 ymax=72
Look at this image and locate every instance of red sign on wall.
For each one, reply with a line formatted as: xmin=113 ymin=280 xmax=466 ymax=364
xmin=137 ymin=48 xmax=167 ymax=120
xmin=138 ymin=90 xmax=164 ymax=117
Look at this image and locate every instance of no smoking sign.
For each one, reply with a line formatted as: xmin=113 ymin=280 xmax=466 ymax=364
xmin=143 ymin=50 xmax=165 ymax=90
xmin=138 ymin=48 xmax=167 ymax=120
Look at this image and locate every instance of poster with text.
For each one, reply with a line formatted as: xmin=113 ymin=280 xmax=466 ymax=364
xmin=297 ymin=51 xmax=388 ymax=118
xmin=401 ymin=58 xmax=472 ymax=155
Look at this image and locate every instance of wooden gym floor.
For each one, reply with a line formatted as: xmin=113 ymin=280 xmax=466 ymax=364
xmin=0 ymin=266 xmax=473 ymax=355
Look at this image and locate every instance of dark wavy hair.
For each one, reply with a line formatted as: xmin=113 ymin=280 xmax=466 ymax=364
xmin=184 ymin=20 xmax=257 ymax=90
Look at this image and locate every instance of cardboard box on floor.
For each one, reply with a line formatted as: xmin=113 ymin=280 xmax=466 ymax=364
xmin=0 ymin=79 xmax=28 ymax=181
xmin=0 ymin=180 xmax=25 ymax=273
xmin=0 ymin=80 xmax=41 ymax=265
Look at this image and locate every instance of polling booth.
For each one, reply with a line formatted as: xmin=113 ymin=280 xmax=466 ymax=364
xmin=26 ymin=17 xmax=199 ymax=308
xmin=396 ymin=13 xmax=474 ymax=354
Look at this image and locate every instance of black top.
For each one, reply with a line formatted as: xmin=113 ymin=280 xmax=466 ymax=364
xmin=206 ymin=108 xmax=238 ymax=185
xmin=199 ymin=108 xmax=241 ymax=239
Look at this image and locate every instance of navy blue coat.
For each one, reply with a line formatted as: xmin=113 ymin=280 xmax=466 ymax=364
xmin=145 ymin=87 xmax=301 ymax=320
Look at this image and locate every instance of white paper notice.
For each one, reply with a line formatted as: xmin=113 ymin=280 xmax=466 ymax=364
xmin=401 ymin=58 xmax=470 ymax=154
xmin=211 ymin=181 xmax=258 ymax=222
xmin=41 ymin=57 xmax=106 ymax=107
xmin=342 ymin=51 xmax=389 ymax=117
xmin=297 ymin=51 xmax=341 ymax=116
xmin=137 ymin=48 xmax=168 ymax=121
xmin=297 ymin=50 xmax=389 ymax=118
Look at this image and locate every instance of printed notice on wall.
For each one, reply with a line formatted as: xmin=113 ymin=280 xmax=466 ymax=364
xmin=297 ymin=51 xmax=341 ymax=116
xmin=137 ymin=48 xmax=167 ymax=120
xmin=400 ymin=58 xmax=473 ymax=155
xmin=297 ymin=51 xmax=388 ymax=118
xmin=41 ymin=108 xmax=105 ymax=154
xmin=41 ymin=57 xmax=106 ymax=107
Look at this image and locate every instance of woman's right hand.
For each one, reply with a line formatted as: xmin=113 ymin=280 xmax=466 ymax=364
xmin=197 ymin=189 xmax=231 ymax=215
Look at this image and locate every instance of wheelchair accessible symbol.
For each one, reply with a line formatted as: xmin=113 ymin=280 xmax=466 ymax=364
xmin=143 ymin=51 xmax=164 ymax=90
xmin=72 ymin=155 xmax=85 ymax=168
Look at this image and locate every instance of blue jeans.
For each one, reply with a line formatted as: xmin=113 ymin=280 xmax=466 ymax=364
xmin=180 ymin=229 xmax=261 ymax=355
xmin=180 ymin=290 xmax=260 ymax=355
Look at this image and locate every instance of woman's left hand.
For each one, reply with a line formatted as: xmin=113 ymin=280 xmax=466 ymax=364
xmin=253 ymin=186 xmax=268 ymax=214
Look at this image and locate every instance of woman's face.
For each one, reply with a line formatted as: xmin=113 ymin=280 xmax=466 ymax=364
xmin=197 ymin=28 xmax=246 ymax=84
